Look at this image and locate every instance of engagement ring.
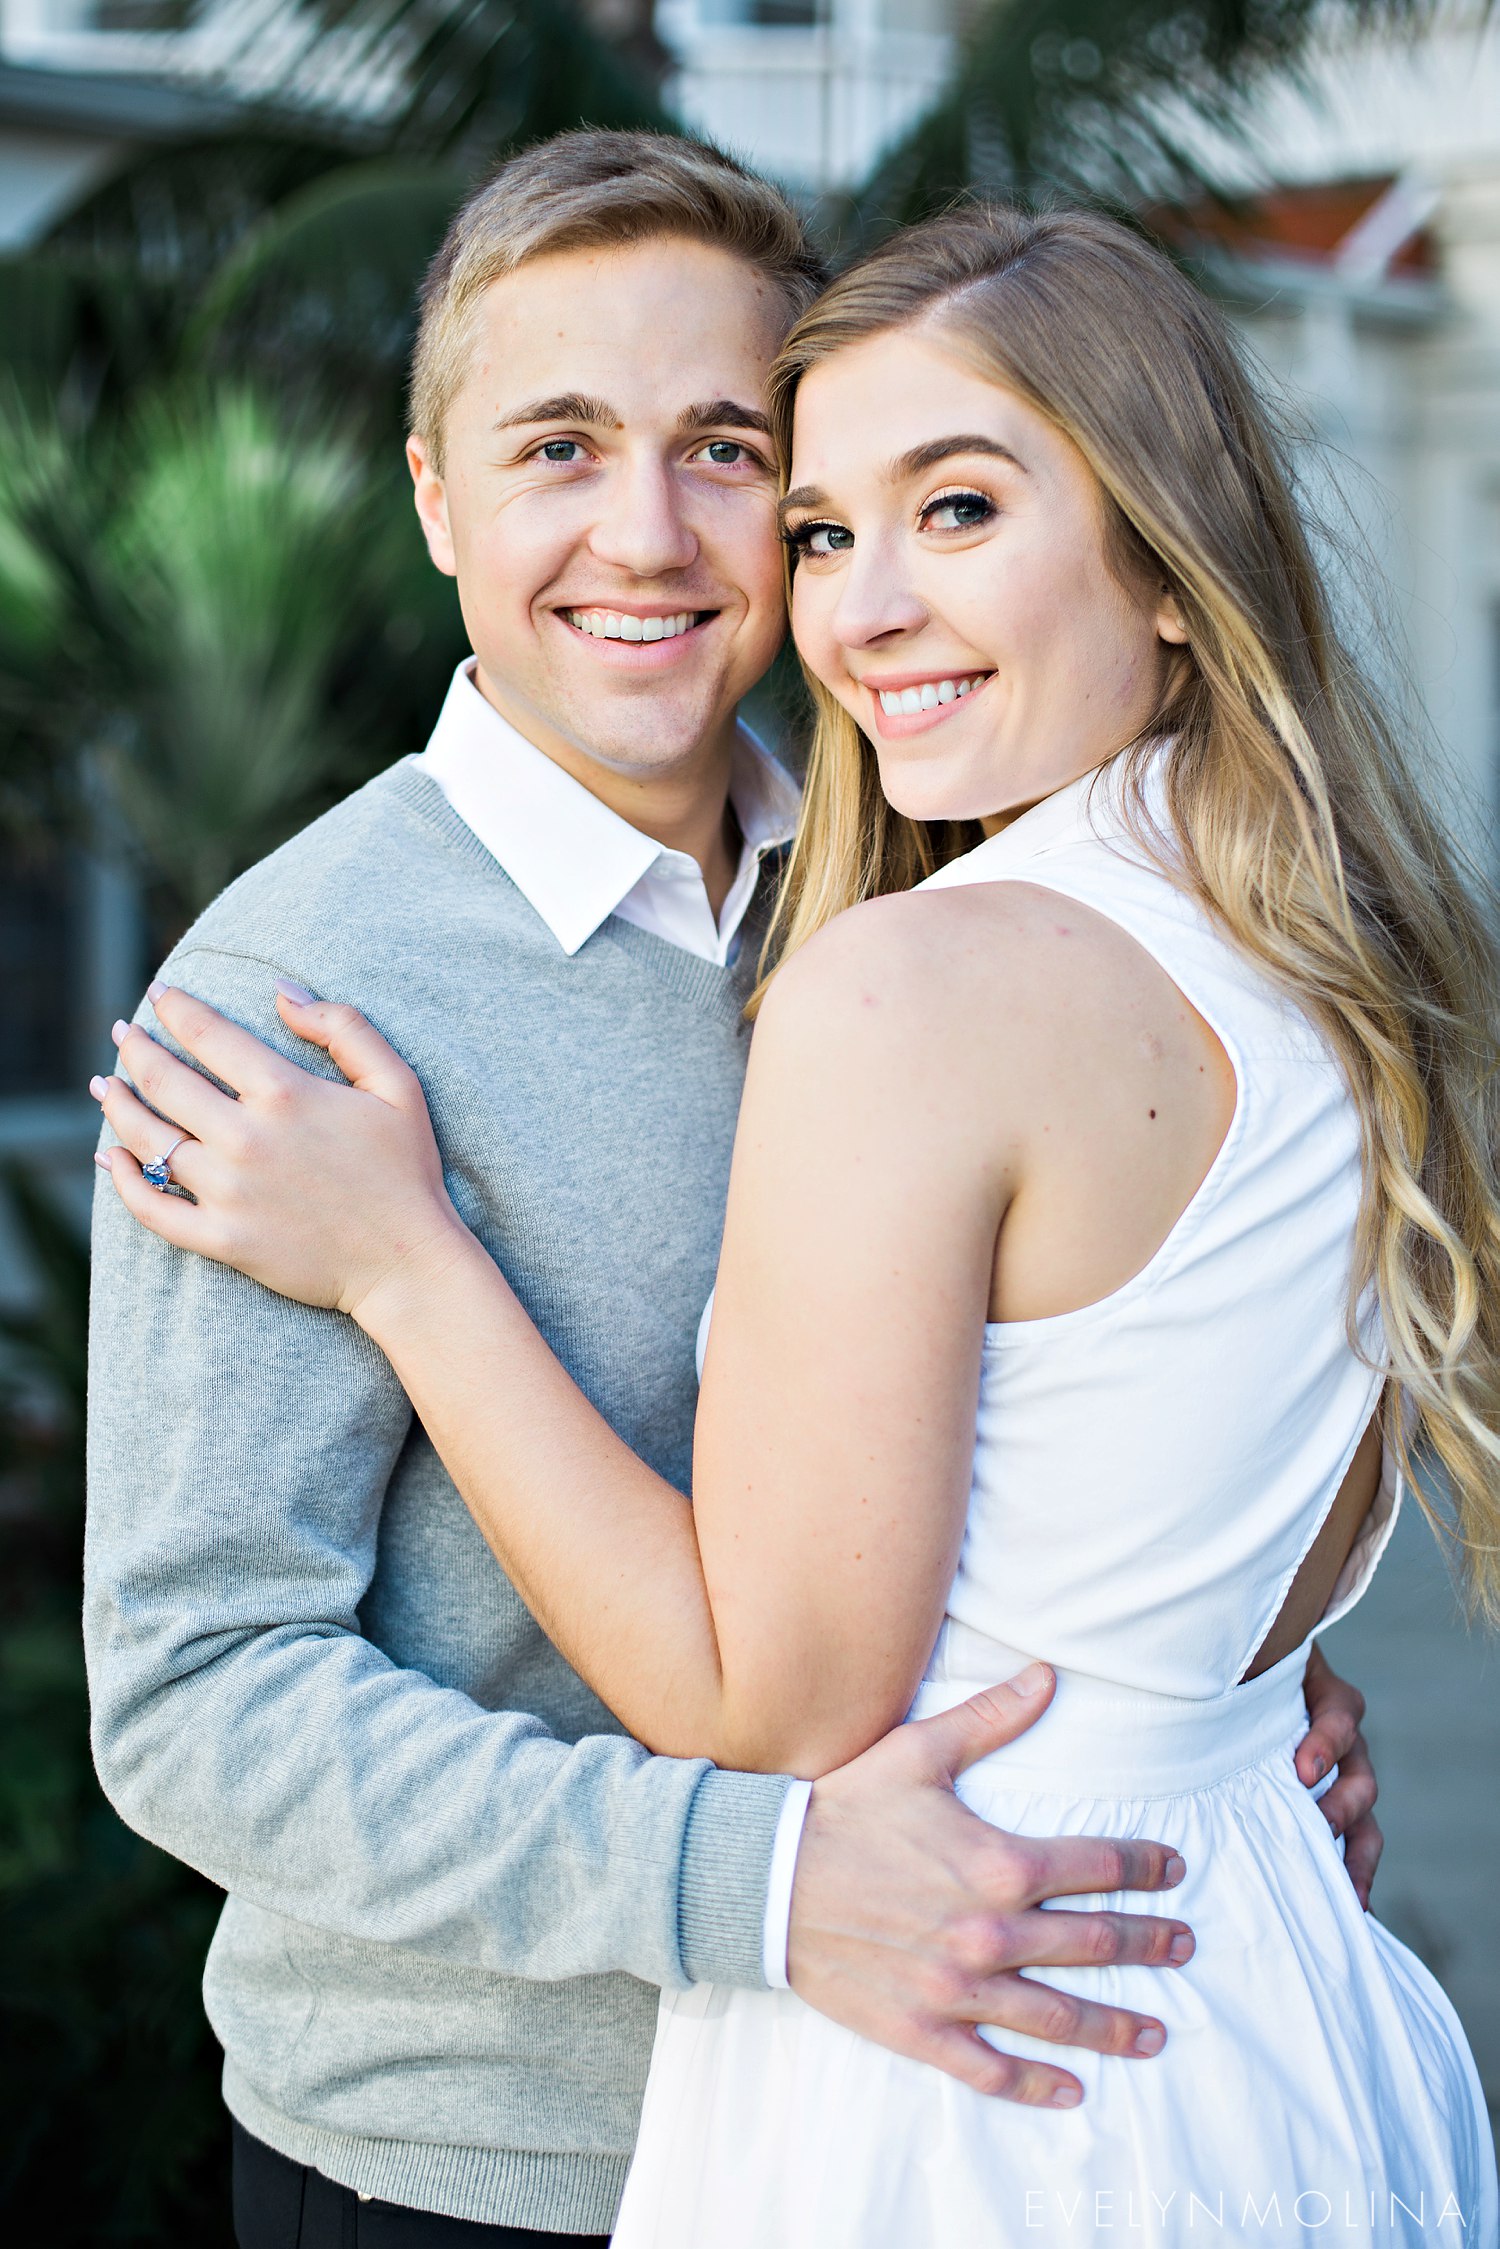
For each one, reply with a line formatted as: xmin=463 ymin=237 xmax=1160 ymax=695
xmin=143 ymin=1135 xmax=189 ymax=1192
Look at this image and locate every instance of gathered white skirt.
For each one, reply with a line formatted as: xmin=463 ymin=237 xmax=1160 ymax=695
xmin=613 ymin=1653 xmax=1497 ymax=2247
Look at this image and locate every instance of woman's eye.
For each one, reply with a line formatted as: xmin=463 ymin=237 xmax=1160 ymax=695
xmin=786 ymin=521 xmax=854 ymax=559
xmin=538 ymin=439 xmax=585 ymax=463
xmin=921 ymin=490 xmax=995 ymax=532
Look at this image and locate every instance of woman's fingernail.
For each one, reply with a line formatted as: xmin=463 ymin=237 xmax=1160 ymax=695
xmin=1009 ymin=1661 xmax=1051 ymax=1699
xmin=1164 ymin=1854 xmax=1187 ymax=1885
xmin=111 ymin=1019 xmax=129 ymax=1044
xmin=89 ymin=1076 xmax=109 ymax=1101
xmin=147 ymin=980 xmax=167 ymax=1003
xmin=1050 ymin=2085 xmax=1083 ymax=2109
xmin=94 ymin=1150 xmax=113 ymax=1171
xmin=275 ymin=977 xmax=316 ymax=1006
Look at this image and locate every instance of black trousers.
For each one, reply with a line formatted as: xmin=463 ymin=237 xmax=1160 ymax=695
xmin=232 ymin=2122 xmax=612 ymax=2249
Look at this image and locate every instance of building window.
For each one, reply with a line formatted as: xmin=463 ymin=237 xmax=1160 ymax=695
xmin=0 ymin=840 xmax=82 ymax=1100
xmin=88 ymin=0 xmax=195 ymax=28
xmin=698 ymin=0 xmax=823 ymax=23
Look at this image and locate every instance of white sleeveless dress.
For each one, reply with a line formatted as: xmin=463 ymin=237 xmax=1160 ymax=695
xmin=611 ymin=761 xmax=1498 ymax=2249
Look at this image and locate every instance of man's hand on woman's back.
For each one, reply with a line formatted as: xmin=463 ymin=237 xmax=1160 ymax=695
xmin=786 ymin=1664 xmax=1192 ymax=2111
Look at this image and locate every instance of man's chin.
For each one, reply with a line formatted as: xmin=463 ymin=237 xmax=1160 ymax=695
xmin=550 ymin=683 xmax=738 ymax=782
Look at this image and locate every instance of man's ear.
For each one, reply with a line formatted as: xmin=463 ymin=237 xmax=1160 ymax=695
xmin=408 ymin=435 xmax=458 ymax=578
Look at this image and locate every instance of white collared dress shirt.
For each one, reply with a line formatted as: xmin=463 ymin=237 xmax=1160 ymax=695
xmin=413 ymin=661 xmax=813 ymax=1986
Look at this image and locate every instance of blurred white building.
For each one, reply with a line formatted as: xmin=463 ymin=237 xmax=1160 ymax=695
xmin=658 ymin=0 xmax=953 ymax=196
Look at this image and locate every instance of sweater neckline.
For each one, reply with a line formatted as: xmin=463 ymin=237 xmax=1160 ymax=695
xmin=386 ymin=758 xmax=770 ymax=1030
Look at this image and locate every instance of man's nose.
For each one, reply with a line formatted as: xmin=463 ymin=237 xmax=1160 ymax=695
xmin=587 ymin=452 xmax=698 ymax=578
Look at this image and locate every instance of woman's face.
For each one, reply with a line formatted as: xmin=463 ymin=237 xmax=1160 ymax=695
xmin=783 ymin=325 xmax=1187 ymax=828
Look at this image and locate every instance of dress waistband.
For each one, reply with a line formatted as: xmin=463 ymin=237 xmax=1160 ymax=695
xmin=909 ymin=1621 xmax=1310 ymax=1798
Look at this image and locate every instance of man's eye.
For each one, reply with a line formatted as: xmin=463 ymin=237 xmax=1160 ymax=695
xmin=921 ymin=490 xmax=994 ymax=532
xmin=699 ymin=440 xmax=753 ymax=467
xmin=785 ymin=521 xmax=854 ymax=558
xmin=538 ymin=439 xmax=585 ymax=463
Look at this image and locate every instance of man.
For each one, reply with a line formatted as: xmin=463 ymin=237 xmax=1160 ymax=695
xmin=85 ymin=131 xmax=1380 ymax=2247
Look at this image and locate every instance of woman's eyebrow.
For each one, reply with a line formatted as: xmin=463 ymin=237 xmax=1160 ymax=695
xmin=778 ymin=437 xmax=1025 ymax=526
xmin=777 ymin=484 xmax=825 ymax=525
xmin=891 ymin=434 xmax=1028 ymax=479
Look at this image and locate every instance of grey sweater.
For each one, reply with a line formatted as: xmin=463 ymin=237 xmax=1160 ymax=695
xmin=83 ymin=761 xmax=792 ymax=2233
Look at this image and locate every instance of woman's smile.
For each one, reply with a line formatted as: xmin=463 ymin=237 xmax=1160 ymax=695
xmin=859 ymin=668 xmax=995 ymax=737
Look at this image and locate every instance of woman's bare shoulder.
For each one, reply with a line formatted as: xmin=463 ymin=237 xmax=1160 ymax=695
xmin=758 ymin=878 xmax=1149 ymax=1061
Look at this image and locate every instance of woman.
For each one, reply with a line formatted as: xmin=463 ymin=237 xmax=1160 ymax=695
xmin=92 ymin=208 xmax=1496 ymax=2243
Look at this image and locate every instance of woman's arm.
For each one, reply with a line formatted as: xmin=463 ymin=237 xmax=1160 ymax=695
xmin=96 ymin=898 xmax=1012 ymax=1779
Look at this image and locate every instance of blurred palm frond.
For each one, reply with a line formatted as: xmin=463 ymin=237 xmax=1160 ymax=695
xmin=0 ymin=384 xmax=432 ymax=917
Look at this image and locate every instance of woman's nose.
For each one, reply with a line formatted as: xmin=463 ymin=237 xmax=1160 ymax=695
xmin=588 ymin=454 xmax=698 ymax=577
xmin=831 ymin=544 xmax=928 ymax=651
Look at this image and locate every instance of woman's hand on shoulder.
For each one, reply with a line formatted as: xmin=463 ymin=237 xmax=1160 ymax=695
xmin=91 ymin=980 xmax=472 ymax=1320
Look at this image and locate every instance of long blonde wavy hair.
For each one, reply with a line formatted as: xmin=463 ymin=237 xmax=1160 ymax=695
xmin=758 ymin=204 xmax=1500 ymax=1622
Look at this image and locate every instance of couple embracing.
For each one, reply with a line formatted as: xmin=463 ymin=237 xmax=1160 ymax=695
xmin=84 ymin=131 xmax=1497 ymax=2246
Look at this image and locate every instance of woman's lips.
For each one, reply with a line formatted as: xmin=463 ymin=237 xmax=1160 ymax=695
xmin=864 ymin=671 xmax=994 ymax=738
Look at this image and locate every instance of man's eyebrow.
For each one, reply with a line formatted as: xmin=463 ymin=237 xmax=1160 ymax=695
xmin=677 ymin=398 xmax=773 ymax=437
xmin=891 ymin=435 xmax=1027 ymax=479
xmin=492 ymin=394 xmax=623 ymax=432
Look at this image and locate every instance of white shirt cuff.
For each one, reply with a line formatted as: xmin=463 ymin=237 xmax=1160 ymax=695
xmin=760 ymin=1778 xmax=814 ymax=1989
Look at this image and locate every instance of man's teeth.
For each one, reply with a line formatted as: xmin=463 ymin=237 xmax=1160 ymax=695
xmin=878 ymin=675 xmax=987 ymax=716
xmin=565 ymin=610 xmax=697 ymax=642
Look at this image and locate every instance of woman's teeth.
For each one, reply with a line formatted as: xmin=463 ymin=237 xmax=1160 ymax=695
xmin=566 ymin=609 xmax=697 ymax=642
xmin=877 ymin=675 xmax=987 ymax=715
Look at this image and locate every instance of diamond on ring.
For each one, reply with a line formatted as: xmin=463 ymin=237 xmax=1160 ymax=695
xmin=143 ymin=1133 xmax=188 ymax=1191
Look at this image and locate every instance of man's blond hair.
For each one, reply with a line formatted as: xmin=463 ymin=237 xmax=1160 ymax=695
xmin=410 ymin=129 xmax=828 ymax=471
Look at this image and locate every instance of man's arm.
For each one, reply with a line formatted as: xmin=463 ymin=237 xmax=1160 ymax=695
xmin=84 ymin=943 xmax=788 ymax=1990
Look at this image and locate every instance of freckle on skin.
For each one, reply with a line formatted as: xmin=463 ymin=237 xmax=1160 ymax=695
xmin=1149 ymin=1108 xmax=1157 ymax=1119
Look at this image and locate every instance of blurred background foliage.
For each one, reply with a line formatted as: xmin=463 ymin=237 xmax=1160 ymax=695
xmin=0 ymin=0 xmax=1477 ymax=2239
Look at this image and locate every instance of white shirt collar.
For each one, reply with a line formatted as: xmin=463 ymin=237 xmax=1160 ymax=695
xmin=413 ymin=660 xmax=800 ymax=960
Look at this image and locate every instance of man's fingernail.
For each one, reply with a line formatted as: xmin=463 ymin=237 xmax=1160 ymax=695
xmin=89 ymin=1076 xmax=109 ymax=1101
xmin=1049 ymin=2085 xmax=1083 ymax=2109
xmin=1169 ymin=1932 xmax=1195 ymax=1965
xmin=275 ymin=977 xmax=316 ymax=1006
xmin=1310 ymin=1755 xmax=1328 ymax=1782
xmin=111 ymin=1019 xmax=129 ymax=1044
xmin=1164 ymin=1854 xmax=1186 ymax=1886
xmin=1133 ymin=2025 xmax=1166 ymax=2057
xmin=1009 ymin=1662 xmax=1051 ymax=1699
xmin=147 ymin=980 xmax=167 ymax=1003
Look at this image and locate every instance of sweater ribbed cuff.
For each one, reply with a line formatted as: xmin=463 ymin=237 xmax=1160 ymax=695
xmin=676 ymin=1765 xmax=794 ymax=1988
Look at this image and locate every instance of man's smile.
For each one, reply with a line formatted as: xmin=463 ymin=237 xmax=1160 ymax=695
xmin=552 ymin=604 xmax=722 ymax=666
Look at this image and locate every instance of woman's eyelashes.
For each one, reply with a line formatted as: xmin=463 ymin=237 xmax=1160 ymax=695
xmin=918 ymin=486 xmax=996 ymax=533
xmin=784 ymin=488 xmax=997 ymax=561
xmin=783 ymin=519 xmax=854 ymax=560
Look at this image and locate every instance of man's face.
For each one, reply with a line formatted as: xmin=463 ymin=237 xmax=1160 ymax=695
xmin=409 ymin=237 xmax=791 ymax=782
